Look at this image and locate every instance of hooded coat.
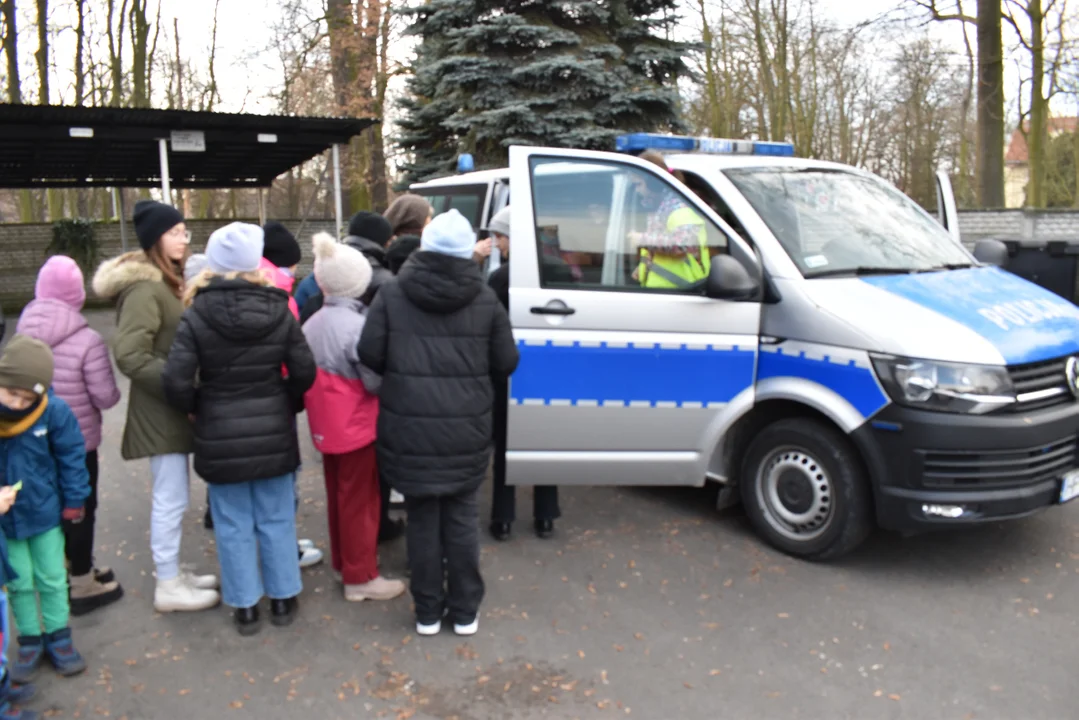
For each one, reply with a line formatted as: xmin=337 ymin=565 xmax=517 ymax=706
xmin=162 ymin=278 xmax=316 ymax=485
xmin=358 ymin=251 xmax=519 ymax=497
xmin=92 ymin=252 xmax=193 ymax=459
xmin=17 ymin=297 xmax=120 ymax=453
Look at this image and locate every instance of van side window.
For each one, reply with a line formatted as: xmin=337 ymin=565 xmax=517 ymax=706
xmin=415 ymin=185 xmax=487 ymax=229
xmin=529 ymin=157 xmax=729 ymax=292
xmin=680 ymin=170 xmax=751 ymax=242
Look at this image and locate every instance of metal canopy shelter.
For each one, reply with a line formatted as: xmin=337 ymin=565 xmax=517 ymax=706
xmin=0 ymin=104 xmax=376 ymax=239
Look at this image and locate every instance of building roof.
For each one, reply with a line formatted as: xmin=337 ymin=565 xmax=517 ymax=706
xmin=0 ymin=104 xmax=376 ymax=189
xmin=1005 ymin=117 xmax=1078 ymax=165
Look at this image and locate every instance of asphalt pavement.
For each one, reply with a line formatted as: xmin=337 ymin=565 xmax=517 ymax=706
xmin=15 ymin=311 xmax=1079 ymax=719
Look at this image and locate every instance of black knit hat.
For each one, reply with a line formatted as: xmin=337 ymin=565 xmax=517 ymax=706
xmin=347 ymin=211 xmax=393 ymax=248
xmin=133 ymin=200 xmax=184 ymax=251
xmin=262 ymin=221 xmax=302 ymax=269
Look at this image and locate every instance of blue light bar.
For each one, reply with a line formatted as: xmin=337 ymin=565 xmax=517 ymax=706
xmin=615 ymin=133 xmax=795 ymax=158
xmin=457 ymin=153 xmax=475 ymax=173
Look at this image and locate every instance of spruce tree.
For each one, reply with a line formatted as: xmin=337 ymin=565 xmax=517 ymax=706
xmin=397 ymin=0 xmax=690 ymax=185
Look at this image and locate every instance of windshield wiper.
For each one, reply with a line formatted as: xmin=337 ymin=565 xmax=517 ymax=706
xmin=917 ymin=262 xmax=975 ymax=272
xmin=805 ymin=266 xmax=910 ymax=279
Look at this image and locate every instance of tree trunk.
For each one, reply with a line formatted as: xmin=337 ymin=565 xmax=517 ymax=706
xmin=35 ymin=0 xmax=48 ymax=103
xmin=107 ymin=0 xmax=129 ymax=106
xmin=129 ymin=0 xmax=151 ymax=108
xmin=1 ymin=0 xmax=19 ymax=103
xmin=1026 ymin=0 xmax=1046 ymax=208
xmin=976 ymin=0 xmax=1005 ymax=207
xmin=74 ymin=0 xmax=86 ymax=105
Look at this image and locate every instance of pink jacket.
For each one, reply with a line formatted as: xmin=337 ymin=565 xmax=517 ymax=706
xmin=302 ymin=297 xmax=379 ymax=454
xmin=260 ymin=257 xmax=299 ymax=320
xmin=16 ymin=256 xmax=121 ymax=451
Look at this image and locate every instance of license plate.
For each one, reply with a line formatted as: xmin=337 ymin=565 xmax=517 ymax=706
xmin=1060 ymin=469 xmax=1079 ymax=503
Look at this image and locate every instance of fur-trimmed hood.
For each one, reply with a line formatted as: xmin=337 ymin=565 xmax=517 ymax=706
xmin=92 ymin=251 xmax=164 ymax=300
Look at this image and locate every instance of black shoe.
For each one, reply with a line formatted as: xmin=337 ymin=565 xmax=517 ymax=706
xmin=270 ymin=597 xmax=298 ymax=627
xmin=378 ymin=518 xmax=405 ymax=545
xmin=534 ymin=519 xmax=554 ymax=539
xmin=203 ymin=508 xmax=214 ymax=530
xmin=234 ymin=606 xmax=260 ymax=636
xmin=489 ymin=521 xmax=512 ymax=542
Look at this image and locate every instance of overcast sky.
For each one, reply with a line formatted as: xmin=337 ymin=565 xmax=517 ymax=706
xmin=26 ymin=0 xmax=973 ymax=116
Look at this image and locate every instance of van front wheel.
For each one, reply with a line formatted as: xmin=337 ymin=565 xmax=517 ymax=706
xmin=741 ymin=419 xmax=872 ymax=560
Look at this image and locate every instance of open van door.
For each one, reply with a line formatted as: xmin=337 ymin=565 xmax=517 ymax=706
xmin=504 ymin=145 xmax=763 ymax=488
xmin=935 ymin=170 xmax=962 ymax=245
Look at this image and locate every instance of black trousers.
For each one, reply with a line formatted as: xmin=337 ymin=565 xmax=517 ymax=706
xmin=405 ymin=488 xmax=484 ymax=625
xmin=64 ymin=450 xmax=99 ymax=577
xmin=490 ymin=380 xmax=560 ymax=524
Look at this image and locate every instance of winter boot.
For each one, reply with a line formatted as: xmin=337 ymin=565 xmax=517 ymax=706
xmin=344 ymin=576 xmax=406 ymax=602
xmin=153 ymin=576 xmax=220 ymax=613
xmin=44 ymin=628 xmax=87 ymax=677
xmin=9 ymin=638 xmax=43 ymax=684
xmin=69 ymin=572 xmax=124 ymax=616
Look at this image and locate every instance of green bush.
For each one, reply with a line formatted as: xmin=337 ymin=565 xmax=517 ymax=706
xmin=48 ymin=219 xmax=98 ymax=270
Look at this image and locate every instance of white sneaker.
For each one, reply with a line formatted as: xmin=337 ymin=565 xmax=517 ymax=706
xmin=298 ymin=538 xmax=316 ymax=552
xmin=299 ymin=546 xmax=323 ymax=569
xmin=454 ymin=619 xmax=479 ymax=636
xmin=416 ymin=620 xmax=441 ymax=636
xmin=154 ymin=576 xmax=220 ymax=613
xmin=180 ymin=566 xmax=219 ymax=590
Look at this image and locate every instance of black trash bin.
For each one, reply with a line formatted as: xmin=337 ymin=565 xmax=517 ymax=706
xmin=1000 ymin=238 xmax=1079 ymax=304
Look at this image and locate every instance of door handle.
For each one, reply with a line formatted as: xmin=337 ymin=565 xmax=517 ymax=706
xmin=530 ymin=305 xmax=576 ymax=316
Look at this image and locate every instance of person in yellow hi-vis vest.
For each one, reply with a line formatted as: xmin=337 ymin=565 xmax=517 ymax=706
xmin=628 ymin=151 xmax=710 ymax=290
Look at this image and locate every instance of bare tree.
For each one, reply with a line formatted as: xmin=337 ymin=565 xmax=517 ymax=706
xmin=35 ymin=0 xmax=48 ymax=103
xmin=0 ymin=0 xmax=19 ymax=103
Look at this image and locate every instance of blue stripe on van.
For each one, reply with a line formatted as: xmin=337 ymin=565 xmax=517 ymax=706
xmin=510 ymin=340 xmax=756 ymax=407
xmin=756 ymin=347 xmax=889 ymax=419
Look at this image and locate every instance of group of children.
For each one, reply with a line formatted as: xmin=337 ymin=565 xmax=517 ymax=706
xmin=0 ymin=192 xmax=524 ymax=717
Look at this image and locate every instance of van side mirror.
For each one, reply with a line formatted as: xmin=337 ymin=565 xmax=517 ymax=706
xmin=706 ymin=255 xmax=759 ymax=300
xmin=973 ymin=239 xmax=1009 ymax=267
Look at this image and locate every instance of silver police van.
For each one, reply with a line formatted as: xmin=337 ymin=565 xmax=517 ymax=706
xmin=411 ymin=134 xmax=1079 ymax=560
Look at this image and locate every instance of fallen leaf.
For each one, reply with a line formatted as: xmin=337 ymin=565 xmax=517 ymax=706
xmin=683 ymin=682 xmax=694 ymax=689
xmin=178 ymin=689 xmax=191 ymax=696
xmin=230 ymin=702 xmax=244 ymax=709
xmin=723 ymin=578 xmax=733 ymax=587
xmin=477 ymin=676 xmax=490 ymax=685
xmin=634 ymin=633 xmax=644 ymax=641
xmin=777 ymin=613 xmax=789 ymax=619
xmin=889 ymin=694 xmax=901 ymax=701
xmin=601 ymin=670 xmax=609 ymax=684
xmin=709 ymin=669 xmax=722 ymax=676
xmin=578 ymin=650 xmax=586 ymax=659
xmin=613 ymin=644 xmax=624 ymax=652
xmin=873 ymin=690 xmax=883 ymax=697
xmin=883 ymin=642 xmax=891 ymax=651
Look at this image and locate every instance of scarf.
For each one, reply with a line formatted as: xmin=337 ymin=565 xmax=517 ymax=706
xmin=0 ymin=394 xmax=48 ymax=439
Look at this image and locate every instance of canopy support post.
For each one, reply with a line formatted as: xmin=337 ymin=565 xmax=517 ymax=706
xmin=158 ymin=138 xmax=172 ymax=205
xmin=332 ymin=144 xmax=343 ymax=239
xmin=116 ymin=189 xmax=129 ymax=253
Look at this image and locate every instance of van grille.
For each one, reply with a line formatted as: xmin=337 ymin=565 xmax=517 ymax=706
xmin=1003 ymin=357 xmax=1074 ymax=412
xmin=920 ymin=436 xmax=1077 ymax=489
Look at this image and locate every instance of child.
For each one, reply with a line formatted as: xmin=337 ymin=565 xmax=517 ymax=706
xmin=93 ymin=201 xmax=220 ymax=613
xmin=16 ymin=255 xmax=124 ymax=615
xmin=0 ymin=483 xmax=37 ymax=720
xmin=303 ymin=234 xmax=405 ymax=603
xmin=359 ymin=210 xmax=519 ymax=636
xmin=0 ymin=335 xmax=89 ymax=681
xmin=260 ymin=223 xmax=323 ymax=570
xmin=164 ymin=223 xmax=316 ymax=635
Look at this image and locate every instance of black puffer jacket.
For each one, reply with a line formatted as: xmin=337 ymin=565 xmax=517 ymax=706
xmin=359 ymin=251 xmax=519 ymax=497
xmin=163 ymin=278 xmax=317 ymax=485
xmin=300 ymin=235 xmax=393 ymax=324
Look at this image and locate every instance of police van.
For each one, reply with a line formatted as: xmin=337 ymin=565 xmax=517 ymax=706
xmin=411 ymin=134 xmax=1079 ymax=560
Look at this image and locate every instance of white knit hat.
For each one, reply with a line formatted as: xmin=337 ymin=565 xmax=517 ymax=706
xmin=421 ymin=209 xmax=477 ymax=260
xmin=313 ymin=232 xmax=372 ymax=299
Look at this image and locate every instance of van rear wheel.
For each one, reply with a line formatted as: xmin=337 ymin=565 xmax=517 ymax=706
xmin=741 ymin=418 xmax=872 ymax=560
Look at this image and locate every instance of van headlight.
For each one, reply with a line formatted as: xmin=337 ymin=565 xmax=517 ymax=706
xmin=870 ymin=356 xmax=1015 ymax=414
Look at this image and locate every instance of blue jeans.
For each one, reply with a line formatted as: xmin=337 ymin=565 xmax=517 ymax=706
xmin=208 ymin=474 xmax=303 ymax=609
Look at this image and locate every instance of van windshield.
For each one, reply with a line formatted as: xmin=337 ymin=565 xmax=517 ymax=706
xmin=724 ymin=168 xmax=973 ymax=278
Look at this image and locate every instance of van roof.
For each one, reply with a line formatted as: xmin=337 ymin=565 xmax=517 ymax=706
xmin=408 ymin=153 xmax=859 ymax=192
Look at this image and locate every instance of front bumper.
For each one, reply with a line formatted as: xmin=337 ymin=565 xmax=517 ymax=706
xmin=852 ymin=400 xmax=1079 ymax=532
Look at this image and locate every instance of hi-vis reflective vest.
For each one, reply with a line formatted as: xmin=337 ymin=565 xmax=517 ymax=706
xmin=637 ymin=205 xmax=710 ymax=289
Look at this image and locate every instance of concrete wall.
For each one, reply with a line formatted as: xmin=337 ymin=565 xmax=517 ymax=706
xmin=0 ymin=218 xmax=334 ymax=310
xmin=957 ymin=209 xmax=1079 ymax=245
